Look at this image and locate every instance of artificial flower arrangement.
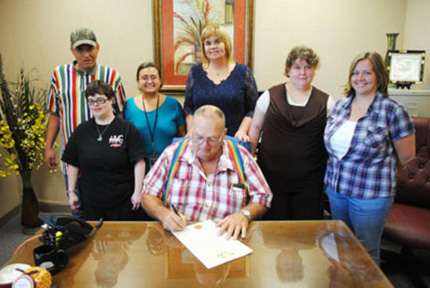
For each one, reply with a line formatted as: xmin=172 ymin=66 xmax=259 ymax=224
xmin=0 ymin=54 xmax=48 ymax=228
xmin=0 ymin=55 xmax=48 ymax=178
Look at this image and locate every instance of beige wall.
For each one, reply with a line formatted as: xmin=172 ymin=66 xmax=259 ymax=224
xmin=0 ymin=0 xmax=153 ymax=98
xmin=254 ymin=0 xmax=407 ymax=95
xmin=403 ymin=0 xmax=430 ymax=88
xmin=0 ymin=0 xmax=154 ymax=218
xmin=0 ymin=0 xmax=428 ymax=218
xmin=0 ymin=173 xmax=20 ymax=218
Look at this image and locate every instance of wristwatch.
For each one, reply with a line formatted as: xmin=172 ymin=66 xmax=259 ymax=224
xmin=240 ymin=209 xmax=252 ymax=222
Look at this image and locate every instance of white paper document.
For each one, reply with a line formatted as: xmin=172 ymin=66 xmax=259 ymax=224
xmin=172 ymin=220 xmax=253 ymax=269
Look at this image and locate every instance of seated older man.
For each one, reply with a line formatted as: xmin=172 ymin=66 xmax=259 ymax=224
xmin=142 ymin=105 xmax=272 ymax=239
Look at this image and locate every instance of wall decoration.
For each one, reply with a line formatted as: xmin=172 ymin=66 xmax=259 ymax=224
xmin=153 ymin=0 xmax=254 ymax=92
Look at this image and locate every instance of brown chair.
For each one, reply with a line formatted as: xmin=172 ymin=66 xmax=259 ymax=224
xmin=382 ymin=117 xmax=430 ymax=288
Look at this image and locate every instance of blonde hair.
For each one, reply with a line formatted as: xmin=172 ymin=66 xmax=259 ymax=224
xmin=200 ymin=24 xmax=233 ymax=66
xmin=344 ymin=52 xmax=389 ymax=97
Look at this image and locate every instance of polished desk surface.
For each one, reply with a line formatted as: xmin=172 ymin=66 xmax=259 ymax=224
xmin=6 ymin=220 xmax=393 ymax=287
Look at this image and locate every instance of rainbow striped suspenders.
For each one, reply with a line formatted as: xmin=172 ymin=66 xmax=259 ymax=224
xmin=163 ymin=138 xmax=190 ymax=204
xmin=162 ymin=138 xmax=246 ymax=204
xmin=225 ymin=140 xmax=246 ymax=185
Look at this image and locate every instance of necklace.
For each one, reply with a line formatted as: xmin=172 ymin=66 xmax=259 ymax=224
xmin=353 ymin=94 xmax=375 ymax=109
xmin=212 ymin=68 xmax=227 ymax=77
xmin=207 ymin=64 xmax=229 ymax=77
xmin=353 ymin=99 xmax=371 ymax=112
xmin=214 ymin=70 xmax=225 ymax=76
xmin=95 ymin=118 xmax=114 ymax=141
xmin=142 ymin=93 xmax=160 ymax=154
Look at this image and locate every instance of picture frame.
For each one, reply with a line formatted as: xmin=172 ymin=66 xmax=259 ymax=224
xmin=386 ymin=50 xmax=426 ymax=89
xmin=153 ymin=0 xmax=254 ymax=92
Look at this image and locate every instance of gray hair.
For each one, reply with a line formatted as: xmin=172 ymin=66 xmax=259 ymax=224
xmin=194 ymin=105 xmax=226 ymax=127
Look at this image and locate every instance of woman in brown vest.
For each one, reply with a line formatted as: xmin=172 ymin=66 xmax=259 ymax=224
xmin=249 ymin=46 xmax=334 ymax=220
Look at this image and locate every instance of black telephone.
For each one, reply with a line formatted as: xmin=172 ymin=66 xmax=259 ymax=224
xmin=39 ymin=213 xmax=103 ymax=249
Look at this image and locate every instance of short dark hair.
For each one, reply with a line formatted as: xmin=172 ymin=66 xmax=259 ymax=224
xmin=85 ymin=80 xmax=115 ymax=100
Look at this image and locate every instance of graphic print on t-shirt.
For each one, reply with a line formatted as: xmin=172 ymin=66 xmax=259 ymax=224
xmin=109 ymin=134 xmax=124 ymax=148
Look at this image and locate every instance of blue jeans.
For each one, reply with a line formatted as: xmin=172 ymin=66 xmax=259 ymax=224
xmin=64 ymin=174 xmax=83 ymax=218
xmin=325 ymin=187 xmax=394 ymax=265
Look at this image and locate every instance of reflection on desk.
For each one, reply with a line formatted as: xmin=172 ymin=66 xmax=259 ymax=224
xmin=5 ymin=221 xmax=393 ymax=287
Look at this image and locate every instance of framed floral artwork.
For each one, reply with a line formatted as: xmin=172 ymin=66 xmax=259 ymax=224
xmin=153 ymin=0 xmax=254 ymax=92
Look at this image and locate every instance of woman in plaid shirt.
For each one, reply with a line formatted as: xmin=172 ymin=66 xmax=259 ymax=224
xmin=324 ymin=52 xmax=416 ymax=265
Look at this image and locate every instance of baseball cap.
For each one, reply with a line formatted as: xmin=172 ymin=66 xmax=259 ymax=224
xmin=70 ymin=28 xmax=98 ymax=49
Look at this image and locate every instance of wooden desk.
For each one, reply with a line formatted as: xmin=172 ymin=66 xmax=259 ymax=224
xmin=5 ymin=221 xmax=393 ymax=287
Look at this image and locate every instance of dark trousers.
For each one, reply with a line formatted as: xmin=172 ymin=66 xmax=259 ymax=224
xmin=82 ymin=196 xmax=150 ymax=221
xmin=262 ymin=170 xmax=325 ymax=221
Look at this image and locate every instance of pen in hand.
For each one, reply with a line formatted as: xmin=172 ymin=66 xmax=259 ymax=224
xmin=171 ymin=204 xmax=180 ymax=216
xmin=171 ymin=204 xmax=187 ymax=229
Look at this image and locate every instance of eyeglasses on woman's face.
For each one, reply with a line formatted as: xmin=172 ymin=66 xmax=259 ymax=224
xmin=87 ymin=97 xmax=109 ymax=106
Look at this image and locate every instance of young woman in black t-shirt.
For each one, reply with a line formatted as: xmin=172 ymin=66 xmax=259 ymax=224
xmin=62 ymin=80 xmax=146 ymax=220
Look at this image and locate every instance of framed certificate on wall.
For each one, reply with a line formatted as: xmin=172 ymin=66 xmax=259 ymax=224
xmin=387 ymin=50 xmax=426 ymax=85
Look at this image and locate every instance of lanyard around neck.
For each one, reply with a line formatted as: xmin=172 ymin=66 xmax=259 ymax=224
xmin=142 ymin=94 xmax=160 ymax=153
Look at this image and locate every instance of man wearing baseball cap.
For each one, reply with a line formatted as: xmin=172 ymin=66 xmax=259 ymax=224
xmin=45 ymin=28 xmax=127 ymax=218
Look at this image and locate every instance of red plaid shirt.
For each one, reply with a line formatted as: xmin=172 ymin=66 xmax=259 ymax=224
xmin=142 ymin=140 xmax=273 ymax=221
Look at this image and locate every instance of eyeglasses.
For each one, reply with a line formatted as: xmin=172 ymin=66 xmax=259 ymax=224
xmin=139 ymin=74 xmax=159 ymax=82
xmin=87 ymin=98 xmax=109 ymax=106
xmin=192 ymin=134 xmax=223 ymax=145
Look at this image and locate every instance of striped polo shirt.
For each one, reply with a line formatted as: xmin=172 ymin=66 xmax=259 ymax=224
xmin=47 ymin=62 xmax=126 ymax=171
